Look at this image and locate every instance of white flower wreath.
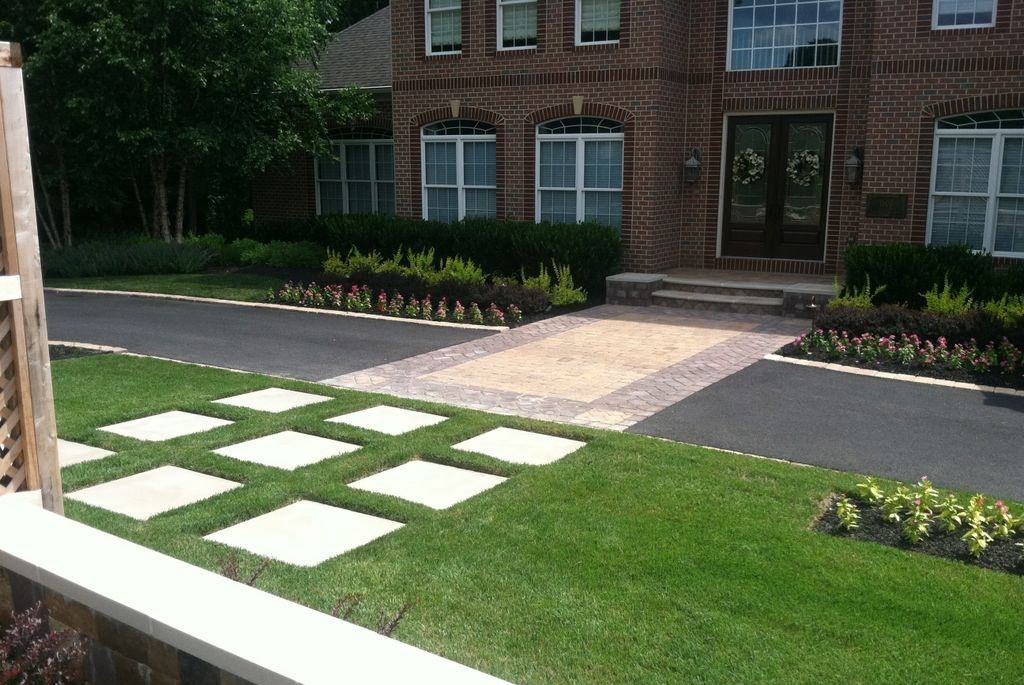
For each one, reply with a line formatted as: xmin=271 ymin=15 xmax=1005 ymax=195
xmin=786 ymin=149 xmax=821 ymax=187
xmin=732 ymin=148 xmax=766 ymax=185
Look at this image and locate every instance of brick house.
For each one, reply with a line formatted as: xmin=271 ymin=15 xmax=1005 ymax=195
xmin=253 ymin=0 xmax=1024 ymax=276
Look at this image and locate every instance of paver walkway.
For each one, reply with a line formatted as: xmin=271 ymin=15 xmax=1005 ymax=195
xmin=322 ymin=305 xmax=807 ymax=430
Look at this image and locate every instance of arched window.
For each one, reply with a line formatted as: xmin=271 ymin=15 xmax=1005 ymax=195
xmin=316 ymin=129 xmax=394 ymax=216
xmin=421 ymin=120 xmax=497 ymax=222
xmin=536 ymin=117 xmax=624 ymax=228
xmin=929 ymin=110 xmax=1024 ymax=255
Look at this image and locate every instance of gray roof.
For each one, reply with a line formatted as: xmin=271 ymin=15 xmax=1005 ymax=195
xmin=318 ymin=6 xmax=392 ymax=90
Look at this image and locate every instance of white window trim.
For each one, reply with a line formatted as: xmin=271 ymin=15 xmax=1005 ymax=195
xmin=575 ymin=0 xmax=621 ymax=46
xmin=927 ymin=126 xmax=1024 ymax=258
xmin=497 ymin=0 xmax=537 ymax=51
xmin=314 ymin=140 xmax=395 ymax=216
xmin=726 ymin=0 xmax=844 ymax=72
xmin=932 ymin=0 xmax=997 ymax=30
xmin=535 ymin=130 xmax=625 ymax=225
xmin=425 ymin=0 xmax=462 ymax=56
xmin=420 ymin=132 xmax=497 ymax=222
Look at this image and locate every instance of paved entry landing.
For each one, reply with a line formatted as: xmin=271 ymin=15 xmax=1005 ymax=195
xmin=322 ymin=305 xmax=807 ymax=430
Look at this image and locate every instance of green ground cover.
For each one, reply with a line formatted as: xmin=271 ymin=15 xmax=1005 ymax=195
xmin=46 ymin=272 xmax=281 ymax=302
xmin=53 ymin=354 xmax=1024 ymax=684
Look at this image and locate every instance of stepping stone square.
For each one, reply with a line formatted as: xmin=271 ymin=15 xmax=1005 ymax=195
xmin=349 ymin=460 xmax=507 ymax=510
xmin=57 ymin=438 xmax=115 ymax=467
xmin=213 ymin=387 xmax=332 ymax=413
xmin=452 ymin=427 xmax=586 ymax=465
xmin=213 ymin=431 xmax=360 ymax=471
xmin=205 ymin=500 xmax=403 ymax=567
xmin=67 ymin=465 xmax=241 ymax=520
xmin=326 ymin=405 xmax=447 ymax=436
xmin=99 ymin=411 xmax=233 ymax=442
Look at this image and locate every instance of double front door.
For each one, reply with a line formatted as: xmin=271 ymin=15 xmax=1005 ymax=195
xmin=722 ymin=114 xmax=833 ymax=260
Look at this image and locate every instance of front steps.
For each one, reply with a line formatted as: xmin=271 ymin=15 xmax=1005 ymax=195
xmin=607 ymin=272 xmax=834 ymax=318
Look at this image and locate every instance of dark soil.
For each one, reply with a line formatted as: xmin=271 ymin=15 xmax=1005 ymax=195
xmin=815 ymin=496 xmax=1024 ymax=576
xmin=49 ymin=344 xmax=108 ymax=361
xmin=777 ymin=342 xmax=1024 ymax=391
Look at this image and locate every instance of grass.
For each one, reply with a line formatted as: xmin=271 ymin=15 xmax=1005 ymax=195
xmin=45 ymin=271 xmax=282 ymax=302
xmin=53 ymin=354 xmax=1024 ymax=684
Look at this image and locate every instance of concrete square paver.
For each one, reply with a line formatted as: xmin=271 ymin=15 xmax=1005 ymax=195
xmin=204 ymin=500 xmax=404 ymax=566
xmin=453 ymin=427 xmax=586 ymax=465
xmin=213 ymin=431 xmax=360 ymax=470
xmin=99 ymin=411 xmax=233 ymax=441
xmin=348 ymin=460 xmax=507 ymax=509
xmin=57 ymin=438 xmax=115 ymax=467
xmin=212 ymin=387 xmax=332 ymax=413
xmin=326 ymin=405 xmax=447 ymax=435
xmin=67 ymin=465 xmax=241 ymax=520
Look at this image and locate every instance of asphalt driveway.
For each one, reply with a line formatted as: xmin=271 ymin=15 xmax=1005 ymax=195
xmin=46 ymin=291 xmax=495 ymax=381
xmin=630 ymin=359 xmax=1024 ymax=501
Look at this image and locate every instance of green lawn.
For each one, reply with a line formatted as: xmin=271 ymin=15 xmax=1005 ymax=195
xmin=53 ymin=354 xmax=1024 ymax=684
xmin=46 ymin=271 xmax=282 ymax=302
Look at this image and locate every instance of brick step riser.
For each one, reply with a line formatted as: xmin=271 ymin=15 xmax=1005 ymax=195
xmin=660 ymin=283 xmax=786 ymax=299
xmin=651 ymin=294 xmax=783 ymax=316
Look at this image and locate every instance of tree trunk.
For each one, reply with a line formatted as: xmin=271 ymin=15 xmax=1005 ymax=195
xmin=173 ymin=163 xmax=187 ymax=244
xmin=56 ymin=150 xmax=72 ymax=246
xmin=131 ymin=175 xmax=150 ymax=237
xmin=33 ymin=165 xmax=61 ymax=249
xmin=150 ymin=157 xmax=172 ymax=243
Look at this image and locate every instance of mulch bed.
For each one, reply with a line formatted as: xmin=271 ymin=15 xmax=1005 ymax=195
xmin=49 ymin=344 xmax=109 ymax=361
xmin=815 ymin=496 xmax=1024 ymax=577
xmin=777 ymin=342 xmax=1024 ymax=391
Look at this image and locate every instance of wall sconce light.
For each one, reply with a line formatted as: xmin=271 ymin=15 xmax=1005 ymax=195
xmin=845 ymin=147 xmax=864 ymax=186
xmin=684 ymin=148 xmax=702 ymax=184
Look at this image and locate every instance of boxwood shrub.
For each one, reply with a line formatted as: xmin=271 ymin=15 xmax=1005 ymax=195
xmin=253 ymin=215 xmax=622 ymax=295
xmin=42 ymin=241 xmax=212 ymax=278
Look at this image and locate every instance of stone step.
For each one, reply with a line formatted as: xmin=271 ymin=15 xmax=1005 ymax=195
xmin=651 ymin=289 xmax=784 ymax=315
xmin=661 ymin=276 xmax=785 ymax=299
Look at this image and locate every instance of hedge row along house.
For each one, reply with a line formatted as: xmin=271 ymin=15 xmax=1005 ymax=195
xmin=253 ymin=0 xmax=1024 ymax=277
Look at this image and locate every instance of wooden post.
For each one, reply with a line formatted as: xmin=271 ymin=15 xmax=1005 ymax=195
xmin=0 ymin=41 xmax=63 ymax=514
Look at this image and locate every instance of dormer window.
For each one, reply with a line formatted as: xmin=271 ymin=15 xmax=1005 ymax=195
xmin=498 ymin=0 xmax=538 ymax=50
xmin=729 ymin=0 xmax=841 ymax=71
xmin=933 ymin=0 xmax=996 ymax=28
xmin=426 ymin=0 xmax=462 ymax=55
xmin=576 ymin=0 xmax=621 ymax=45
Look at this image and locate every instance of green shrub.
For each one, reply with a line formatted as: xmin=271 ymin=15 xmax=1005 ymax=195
xmin=185 ymin=232 xmax=227 ymax=263
xmin=436 ymin=256 xmax=485 ymax=287
xmin=922 ymin=276 xmax=974 ymax=316
xmin=264 ymin=241 xmax=324 ymax=270
xmin=827 ymin=274 xmax=886 ymax=310
xmin=254 ymin=214 xmax=621 ymax=294
xmin=42 ymin=240 xmax=213 ymax=278
xmin=813 ymin=304 xmax=1022 ymax=347
xmin=549 ymin=262 xmax=587 ymax=306
xmin=521 ymin=263 xmax=553 ymax=293
xmin=982 ymin=294 xmax=1024 ymax=327
xmin=844 ymin=244 xmax=1006 ymax=307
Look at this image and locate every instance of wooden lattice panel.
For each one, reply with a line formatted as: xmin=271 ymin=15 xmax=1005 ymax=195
xmin=0 ymin=299 xmax=30 ymax=493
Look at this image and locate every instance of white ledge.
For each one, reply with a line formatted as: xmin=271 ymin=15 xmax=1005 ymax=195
xmin=0 ymin=496 xmax=510 ymax=685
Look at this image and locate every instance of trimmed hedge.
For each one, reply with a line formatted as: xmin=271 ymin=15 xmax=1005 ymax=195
xmin=844 ymin=244 xmax=1024 ymax=308
xmin=253 ymin=215 xmax=622 ymax=294
xmin=42 ymin=241 xmax=212 ymax=278
xmin=813 ymin=304 xmax=1024 ymax=348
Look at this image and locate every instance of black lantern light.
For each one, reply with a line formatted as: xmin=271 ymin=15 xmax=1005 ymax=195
xmin=845 ymin=147 xmax=864 ymax=186
xmin=684 ymin=148 xmax=702 ymax=184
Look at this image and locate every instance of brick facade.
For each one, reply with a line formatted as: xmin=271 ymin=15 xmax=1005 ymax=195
xmin=253 ymin=1 xmax=1024 ymax=274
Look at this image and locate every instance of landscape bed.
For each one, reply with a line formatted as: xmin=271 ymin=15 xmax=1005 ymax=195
xmin=49 ymin=353 xmax=1024 ymax=684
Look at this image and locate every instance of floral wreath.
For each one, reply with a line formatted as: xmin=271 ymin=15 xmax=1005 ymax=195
xmin=786 ymin=149 xmax=821 ymax=187
xmin=732 ymin=148 xmax=766 ymax=185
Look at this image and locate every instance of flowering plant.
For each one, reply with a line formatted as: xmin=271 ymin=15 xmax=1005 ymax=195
xmin=732 ymin=148 xmax=766 ymax=185
xmin=785 ymin=149 xmax=821 ymax=187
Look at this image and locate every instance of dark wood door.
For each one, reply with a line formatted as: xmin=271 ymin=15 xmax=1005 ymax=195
xmin=721 ymin=114 xmax=832 ymax=260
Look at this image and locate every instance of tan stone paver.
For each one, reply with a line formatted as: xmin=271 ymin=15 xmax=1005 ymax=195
xmin=321 ymin=305 xmax=807 ymax=430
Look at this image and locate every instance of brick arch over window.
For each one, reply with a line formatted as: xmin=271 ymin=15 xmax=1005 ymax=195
xmin=524 ymin=103 xmax=635 ymax=243
xmin=408 ymin=106 xmax=505 ymax=219
xmin=909 ymin=93 xmax=1024 ymax=244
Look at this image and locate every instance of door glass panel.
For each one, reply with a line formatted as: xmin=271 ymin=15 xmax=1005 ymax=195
xmin=730 ymin=124 xmax=771 ymax=224
xmin=783 ymin=122 xmax=828 ymax=226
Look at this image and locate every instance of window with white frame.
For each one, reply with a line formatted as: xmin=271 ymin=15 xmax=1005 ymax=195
xmin=934 ymin=0 xmax=996 ymax=28
xmin=929 ymin=110 xmax=1024 ymax=256
xmin=577 ymin=0 xmax=621 ymax=44
xmin=498 ymin=0 xmax=537 ymax=49
xmin=421 ymin=120 xmax=497 ymax=223
xmin=730 ymin=0 xmax=842 ymax=70
xmin=426 ymin=0 xmax=462 ymax=54
xmin=316 ymin=131 xmax=395 ymax=216
xmin=536 ymin=117 xmax=624 ymax=229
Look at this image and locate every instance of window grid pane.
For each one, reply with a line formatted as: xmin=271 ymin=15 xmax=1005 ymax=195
xmin=930 ymin=196 xmax=988 ymax=249
xmin=463 ymin=142 xmax=496 ymax=187
xmin=580 ymin=0 xmax=621 ymax=43
xmin=317 ymin=139 xmax=393 ymax=217
xmin=540 ymin=190 xmax=578 ymax=224
xmin=540 ymin=141 xmax=577 ymax=189
xmin=584 ymin=140 xmax=623 ymax=190
xmin=731 ymin=0 xmax=842 ymax=70
xmin=429 ymin=0 xmax=462 ymax=52
xmin=319 ymin=182 xmax=344 ymax=215
xmin=347 ymin=182 xmax=373 ymax=214
xmin=424 ymin=142 xmax=458 ymax=186
xmin=464 ymin=189 xmax=497 ymax=218
xmin=376 ymin=183 xmax=396 ymax=215
xmin=935 ymin=0 xmax=995 ymax=27
xmin=427 ymin=188 xmax=460 ymax=223
xmin=584 ymin=191 xmax=623 ymax=229
xmin=501 ymin=0 xmax=537 ymax=47
xmin=934 ymin=138 xmax=992 ymax=194
xmin=375 ymin=145 xmax=395 ymax=182
xmin=345 ymin=145 xmax=371 ymax=181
